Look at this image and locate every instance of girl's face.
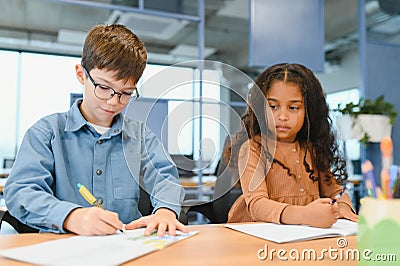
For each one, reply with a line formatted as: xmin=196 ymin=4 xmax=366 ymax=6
xmin=266 ymin=81 xmax=305 ymax=143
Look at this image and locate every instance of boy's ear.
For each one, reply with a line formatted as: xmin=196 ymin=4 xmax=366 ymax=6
xmin=75 ymin=64 xmax=85 ymax=85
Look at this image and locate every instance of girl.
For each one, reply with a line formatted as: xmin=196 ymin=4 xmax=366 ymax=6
xmin=227 ymin=63 xmax=358 ymax=228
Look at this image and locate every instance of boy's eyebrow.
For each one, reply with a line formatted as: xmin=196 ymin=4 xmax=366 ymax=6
xmin=92 ymin=75 xmax=137 ymax=91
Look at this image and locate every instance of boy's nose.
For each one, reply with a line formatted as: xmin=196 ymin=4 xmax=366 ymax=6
xmin=106 ymin=94 xmax=120 ymax=105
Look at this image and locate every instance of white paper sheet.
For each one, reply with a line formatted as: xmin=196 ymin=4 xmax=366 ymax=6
xmin=225 ymin=219 xmax=357 ymax=243
xmin=0 ymin=228 xmax=198 ymax=266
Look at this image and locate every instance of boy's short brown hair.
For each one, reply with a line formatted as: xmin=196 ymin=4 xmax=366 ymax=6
xmin=81 ymin=24 xmax=147 ymax=84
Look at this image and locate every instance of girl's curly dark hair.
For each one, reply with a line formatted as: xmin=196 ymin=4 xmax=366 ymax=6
xmin=227 ymin=63 xmax=347 ymax=185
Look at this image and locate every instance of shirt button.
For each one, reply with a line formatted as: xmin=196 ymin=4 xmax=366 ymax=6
xmin=97 ymin=140 xmax=103 ymax=144
xmin=96 ymin=169 xmax=102 ymax=175
xmin=300 ymin=188 xmax=305 ymax=192
xmin=113 ymin=129 xmax=119 ymax=133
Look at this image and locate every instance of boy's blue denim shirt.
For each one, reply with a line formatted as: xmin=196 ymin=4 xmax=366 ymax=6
xmin=4 ymin=99 xmax=184 ymax=233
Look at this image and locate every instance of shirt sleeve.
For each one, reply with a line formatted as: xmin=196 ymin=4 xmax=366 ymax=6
xmin=238 ymin=139 xmax=289 ymax=224
xmin=140 ymin=126 xmax=185 ymax=218
xmin=4 ymin=122 xmax=80 ymax=233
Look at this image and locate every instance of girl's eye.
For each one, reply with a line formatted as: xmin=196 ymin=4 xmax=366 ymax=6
xmin=269 ymin=104 xmax=277 ymax=110
xmin=290 ymin=106 xmax=300 ymax=110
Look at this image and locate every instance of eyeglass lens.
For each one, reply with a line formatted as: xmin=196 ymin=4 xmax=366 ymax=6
xmin=84 ymin=67 xmax=138 ymax=104
xmin=94 ymin=86 xmax=137 ymax=104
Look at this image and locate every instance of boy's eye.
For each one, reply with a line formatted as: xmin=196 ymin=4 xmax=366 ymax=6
xmin=268 ymin=104 xmax=277 ymax=109
xmin=98 ymin=84 xmax=112 ymax=90
xmin=122 ymin=91 xmax=133 ymax=96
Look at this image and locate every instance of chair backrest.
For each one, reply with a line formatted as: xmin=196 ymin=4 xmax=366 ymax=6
xmin=0 ymin=210 xmax=39 ymax=233
xmin=210 ymin=137 xmax=242 ymax=223
xmin=170 ymin=154 xmax=196 ymax=177
xmin=138 ymin=176 xmax=188 ymax=224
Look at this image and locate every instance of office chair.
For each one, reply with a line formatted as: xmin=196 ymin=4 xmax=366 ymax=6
xmin=182 ymin=138 xmax=242 ymax=224
xmin=139 ymin=181 xmax=189 ymax=225
xmin=0 ymin=210 xmax=39 ymax=233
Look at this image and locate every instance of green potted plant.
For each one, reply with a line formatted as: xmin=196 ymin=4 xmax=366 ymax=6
xmin=335 ymin=95 xmax=397 ymax=143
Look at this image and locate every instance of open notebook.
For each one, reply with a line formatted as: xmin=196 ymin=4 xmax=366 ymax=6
xmin=225 ymin=219 xmax=357 ymax=243
xmin=0 ymin=229 xmax=198 ymax=266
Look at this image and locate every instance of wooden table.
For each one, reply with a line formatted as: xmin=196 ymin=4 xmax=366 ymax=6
xmin=0 ymin=178 xmax=6 ymax=193
xmin=0 ymin=224 xmax=357 ymax=265
xmin=179 ymin=175 xmax=216 ymax=188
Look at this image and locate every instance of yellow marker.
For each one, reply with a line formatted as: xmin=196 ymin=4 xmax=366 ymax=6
xmin=77 ymin=183 xmax=103 ymax=209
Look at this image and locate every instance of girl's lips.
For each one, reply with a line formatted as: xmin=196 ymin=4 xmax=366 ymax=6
xmin=276 ymin=126 xmax=290 ymax=131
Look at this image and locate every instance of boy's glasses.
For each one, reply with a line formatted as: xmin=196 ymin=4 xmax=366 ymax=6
xmin=83 ymin=67 xmax=139 ymax=105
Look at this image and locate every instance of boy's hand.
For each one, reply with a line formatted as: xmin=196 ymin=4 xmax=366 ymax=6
xmin=63 ymin=207 xmax=123 ymax=235
xmin=125 ymin=208 xmax=188 ymax=236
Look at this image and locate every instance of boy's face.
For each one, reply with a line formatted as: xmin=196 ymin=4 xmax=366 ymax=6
xmin=266 ymin=81 xmax=305 ymax=143
xmin=75 ymin=64 xmax=137 ymax=127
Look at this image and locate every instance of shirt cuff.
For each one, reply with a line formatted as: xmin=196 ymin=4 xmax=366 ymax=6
xmin=46 ymin=202 xmax=82 ymax=233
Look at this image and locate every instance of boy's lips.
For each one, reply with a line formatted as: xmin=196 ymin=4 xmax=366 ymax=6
xmin=102 ymin=108 xmax=116 ymax=114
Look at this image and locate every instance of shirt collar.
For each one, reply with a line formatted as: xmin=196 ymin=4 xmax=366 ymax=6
xmin=65 ymin=99 xmax=123 ymax=137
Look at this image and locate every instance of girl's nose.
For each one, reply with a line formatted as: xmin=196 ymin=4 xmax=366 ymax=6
xmin=277 ymin=109 xmax=288 ymax=121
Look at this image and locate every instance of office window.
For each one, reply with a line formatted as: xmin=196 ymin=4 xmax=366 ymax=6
xmin=193 ymin=69 xmax=221 ymax=162
xmin=326 ymin=88 xmax=360 ymax=116
xmin=139 ymin=65 xmax=221 ymax=163
xmin=0 ymin=50 xmax=19 ymax=165
xmin=326 ymin=88 xmax=360 ymax=161
xmin=18 ymin=53 xmax=81 ymax=144
xmin=139 ymin=65 xmax=195 ymax=155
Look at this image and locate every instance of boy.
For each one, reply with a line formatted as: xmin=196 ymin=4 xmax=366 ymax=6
xmin=4 ymin=24 xmax=188 ymax=236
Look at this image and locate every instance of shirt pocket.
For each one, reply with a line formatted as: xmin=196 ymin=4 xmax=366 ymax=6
xmin=111 ymin=152 xmax=140 ymax=199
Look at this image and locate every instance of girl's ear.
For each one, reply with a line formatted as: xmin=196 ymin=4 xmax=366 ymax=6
xmin=75 ymin=64 xmax=85 ymax=85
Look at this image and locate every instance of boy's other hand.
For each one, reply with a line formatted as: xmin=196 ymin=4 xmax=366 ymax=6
xmin=125 ymin=208 xmax=188 ymax=236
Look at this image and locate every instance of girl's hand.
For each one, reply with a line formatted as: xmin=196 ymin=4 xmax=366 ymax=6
xmin=337 ymin=202 xmax=358 ymax=222
xmin=125 ymin=208 xmax=188 ymax=236
xmin=302 ymin=198 xmax=340 ymax=228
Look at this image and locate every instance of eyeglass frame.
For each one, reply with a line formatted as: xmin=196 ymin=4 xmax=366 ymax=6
xmin=83 ymin=66 xmax=139 ymax=104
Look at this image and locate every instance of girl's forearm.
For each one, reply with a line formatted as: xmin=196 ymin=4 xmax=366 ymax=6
xmin=280 ymin=205 xmax=306 ymax=225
